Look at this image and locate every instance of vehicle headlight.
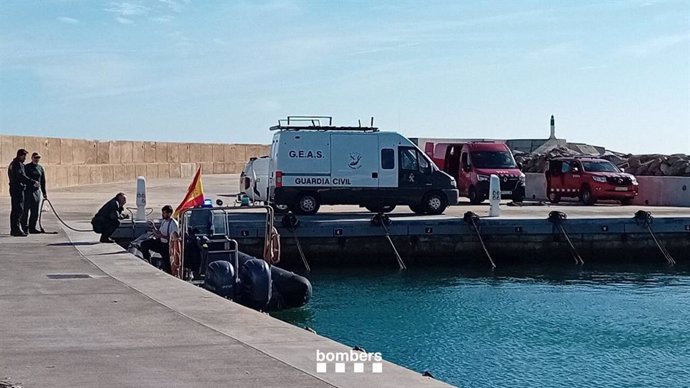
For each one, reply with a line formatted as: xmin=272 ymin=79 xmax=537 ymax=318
xmin=477 ymin=174 xmax=489 ymax=182
xmin=519 ymin=173 xmax=525 ymax=183
xmin=450 ymin=178 xmax=457 ymax=188
xmin=629 ymin=175 xmax=638 ymax=184
xmin=593 ymin=176 xmax=607 ymax=183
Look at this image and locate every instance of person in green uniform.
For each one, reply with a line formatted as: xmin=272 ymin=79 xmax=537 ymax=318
xmin=21 ymin=152 xmax=47 ymax=234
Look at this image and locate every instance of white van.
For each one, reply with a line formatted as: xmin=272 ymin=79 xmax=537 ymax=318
xmin=239 ymin=156 xmax=270 ymax=203
xmin=268 ymin=116 xmax=459 ymax=215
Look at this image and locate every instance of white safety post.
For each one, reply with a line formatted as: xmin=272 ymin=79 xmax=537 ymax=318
xmin=489 ymin=174 xmax=501 ymax=217
xmin=136 ymin=176 xmax=147 ymax=221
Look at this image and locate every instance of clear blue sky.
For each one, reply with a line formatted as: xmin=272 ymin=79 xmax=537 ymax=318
xmin=1 ymin=0 xmax=688 ymax=154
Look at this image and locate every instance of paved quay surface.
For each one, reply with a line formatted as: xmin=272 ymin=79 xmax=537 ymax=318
xmin=1 ymin=174 xmax=688 ymax=387
xmin=0 ymin=178 xmax=450 ymax=387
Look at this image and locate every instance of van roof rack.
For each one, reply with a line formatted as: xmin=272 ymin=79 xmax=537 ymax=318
xmin=269 ymin=115 xmax=379 ymax=132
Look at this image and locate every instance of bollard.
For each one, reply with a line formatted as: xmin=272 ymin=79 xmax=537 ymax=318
xmin=136 ymin=176 xmax=147 ymax=221
xmin=489 ymin=174 xmax=501 ymax=217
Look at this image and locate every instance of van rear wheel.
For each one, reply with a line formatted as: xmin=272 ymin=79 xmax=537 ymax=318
xmin=365 ymin=205 xmax=396 ymax=213
xmin=293 ymin=193 xmax=320 ymax=215
xmin=423 ymin=192 xmax=447 ymax=215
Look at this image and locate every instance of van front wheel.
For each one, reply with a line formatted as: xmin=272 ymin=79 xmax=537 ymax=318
xmin=293 ymin=193 xmax=320 ymax=215
xmin=423 ymin=192 xmax=447 ymax=215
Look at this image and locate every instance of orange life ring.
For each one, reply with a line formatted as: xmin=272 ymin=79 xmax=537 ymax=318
xmin=263 ymin=226 xmax=281 ymax=264
xmin=169 ymin=232 xmax=182 ymax=277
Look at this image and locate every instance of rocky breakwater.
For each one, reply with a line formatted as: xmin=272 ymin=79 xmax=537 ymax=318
xmin=624 ymin=154 xmax=690 ymax=176
xmin=514 ymin=147 xmax=690 ymax=177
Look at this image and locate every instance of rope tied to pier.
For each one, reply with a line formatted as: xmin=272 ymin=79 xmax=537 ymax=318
xmin=371 ymin=213 xmax=406 ymax=270
xmin=281 ymin=213 xmax=310 ymax=272
xmin=633 ymin=211 xmax=675 ymax=265
xmin=463 ymin=211 xmax=496 ymax=269
xmin=547 ymin=211 xmax=584 ymax=265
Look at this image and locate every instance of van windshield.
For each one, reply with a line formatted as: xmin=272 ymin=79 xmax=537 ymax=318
xmin=470 ymin=151 xmax=516 ymax=169
xmin=582 ymin=161 xmax=619 ymax=173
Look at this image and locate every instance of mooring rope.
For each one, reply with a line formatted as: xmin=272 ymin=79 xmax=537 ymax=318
xmin=281 ymin=213 xmax=310 ymax=272
xmin=634 ymin=211 xmax=675 ymax=265
xmin=371 ymin=213 xmax=406 ymax=270
xmin=463 ymin=211 xmax=496 ymax=269
xmin=547 ymin=211 xmax=584 ymax=265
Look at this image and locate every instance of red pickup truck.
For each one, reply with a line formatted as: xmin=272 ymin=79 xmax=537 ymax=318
xmin=545 ymin=157 xmax=639 ymax=205
xmin=424 ymin=141 xmax=525 ymax=204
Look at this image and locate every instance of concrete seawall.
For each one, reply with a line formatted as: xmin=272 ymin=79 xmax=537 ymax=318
xmin=0 ymin=134 xmax=270 ymax=196
xmin=525 ymin=173 xmax=690 ymax=207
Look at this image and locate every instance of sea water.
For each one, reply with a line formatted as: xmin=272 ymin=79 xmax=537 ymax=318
xmin=272 ymin=264 xmax=690 ymax=387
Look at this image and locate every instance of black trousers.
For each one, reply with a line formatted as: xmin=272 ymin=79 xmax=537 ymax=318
xmin=92 ymin=218 xmax=120 ymax=240
xmin=140 ymin=238 xmax=171 ymax=273
xmin=21 ymin=191 xmax=41 ymax=231
xmin=9 ymin=188 xmax=25 ymax=234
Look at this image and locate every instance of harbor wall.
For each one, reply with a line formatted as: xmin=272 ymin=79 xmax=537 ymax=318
xmin=0 ymin=134 xmax=270 ymax=196
xmin=524 ymin=173 xmax=690 ymax=207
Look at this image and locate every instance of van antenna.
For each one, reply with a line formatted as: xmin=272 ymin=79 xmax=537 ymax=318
xmin=370 ymin=117 xmax=374 ymax=127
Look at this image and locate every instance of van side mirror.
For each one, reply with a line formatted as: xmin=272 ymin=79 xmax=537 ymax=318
xmin=517 ymin=162 xmax=523 ymax=171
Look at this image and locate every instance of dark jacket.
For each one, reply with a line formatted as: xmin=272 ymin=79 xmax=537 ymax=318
xmin=24 ymin=163 xmax=46 ymax=195
xmin=7 ymin=158 xmax=35 ymax=192
xmin=92 ymin=198 xmax=125 ymax=225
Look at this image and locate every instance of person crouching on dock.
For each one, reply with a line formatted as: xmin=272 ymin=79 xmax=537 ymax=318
xmin=91 ymin=192 xmax=128 ymax=243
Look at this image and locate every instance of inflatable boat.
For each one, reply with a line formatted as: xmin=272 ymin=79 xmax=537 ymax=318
xmin=130 ymin=205 xmax=311 ymax=312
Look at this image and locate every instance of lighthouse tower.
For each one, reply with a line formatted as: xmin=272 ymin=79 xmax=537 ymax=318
xmin=549 ymin=115 xmax=556 ymax=139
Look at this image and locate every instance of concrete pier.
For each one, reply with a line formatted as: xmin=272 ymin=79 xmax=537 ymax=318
xmin=104 ymin=175 xmax=688 ymax=266
xmin=0 ymin=183 xmax=449 ymax=386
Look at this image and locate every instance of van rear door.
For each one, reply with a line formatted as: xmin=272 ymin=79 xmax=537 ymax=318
xmin=330 ymin=134 xmax=378 ymax=187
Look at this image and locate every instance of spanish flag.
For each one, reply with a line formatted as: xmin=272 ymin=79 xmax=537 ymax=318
xmin=173 ymin=166 xmax=204 ymax=218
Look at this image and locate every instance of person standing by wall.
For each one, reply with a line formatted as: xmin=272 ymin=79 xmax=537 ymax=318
xmin=7 ymin=149 xmax=39 ymax=237
xmin=21 ymin=152 xmax=47 ymax=234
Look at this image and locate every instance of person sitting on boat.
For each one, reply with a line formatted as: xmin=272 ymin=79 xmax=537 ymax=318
xmin=91 ymin=192 xmax=128 ymax=243
xmin=141 ymin=205 xmax=179 ymax=273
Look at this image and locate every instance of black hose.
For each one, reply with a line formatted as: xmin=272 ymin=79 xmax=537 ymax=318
xmin=40 ymin=198 xmax=93 ymax=233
